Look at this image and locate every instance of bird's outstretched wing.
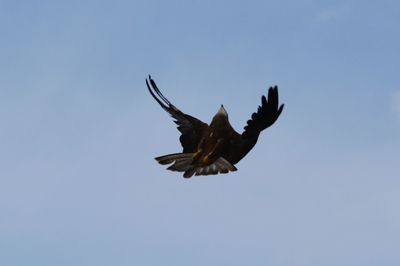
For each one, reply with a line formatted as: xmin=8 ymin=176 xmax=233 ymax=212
xmin=146 ymin=76 xmax=208 ymax=153
xmin=242 ymin=86 xmax=284 ymax=139
xmin=225 ymin=86 xmax=284 ymax=165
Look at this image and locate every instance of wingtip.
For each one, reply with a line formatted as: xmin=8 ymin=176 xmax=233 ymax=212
xmin=146 ymin=75 xmax=153 ymax=84
xmin=146 ymin=75 xmax=154 ymax=86
xmin=268 ymin=85 xmax=278 ymax=93
xmin=268 ymin=85 xmax=278 ymax=90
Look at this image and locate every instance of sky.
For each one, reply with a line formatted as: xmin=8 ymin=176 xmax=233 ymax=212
xmin=1 ymin=0 xmax=400 ymax=265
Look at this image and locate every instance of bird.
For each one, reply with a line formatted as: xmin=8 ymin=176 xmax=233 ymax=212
xmin=146 ymin=75 xmax=284 ymax=178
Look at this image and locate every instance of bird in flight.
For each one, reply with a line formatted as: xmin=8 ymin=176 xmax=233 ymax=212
xmin=146 ymin=76 xmax=284 ymax=178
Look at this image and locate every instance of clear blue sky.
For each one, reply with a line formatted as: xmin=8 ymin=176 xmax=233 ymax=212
xmin=1 ymin=0 xmax=400 ymax=265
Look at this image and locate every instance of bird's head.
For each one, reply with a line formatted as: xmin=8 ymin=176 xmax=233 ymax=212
xmin=216 ymin=104 xmax=228 ymax=118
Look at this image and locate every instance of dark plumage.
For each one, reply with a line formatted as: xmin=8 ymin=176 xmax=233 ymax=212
xmin=146 ymin=75 xmax=284 ymax=178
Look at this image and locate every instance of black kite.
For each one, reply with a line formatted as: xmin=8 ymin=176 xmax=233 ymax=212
xmin=146 ymin=76 xmax=284 ymax=178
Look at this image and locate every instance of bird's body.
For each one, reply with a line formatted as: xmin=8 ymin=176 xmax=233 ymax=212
xmin=193 ymin=106 xmax=231 ymax=165
xmin=146 ymin=76 xmax=284 ymax=178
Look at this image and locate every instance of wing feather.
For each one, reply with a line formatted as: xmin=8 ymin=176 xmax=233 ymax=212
xmin=146 ymin=76 xmax=208 ymax=152
xmin=225 ymin=86 xmax=284 ymax=165
xmin=242 ymin=86 xmax=284 ymax=139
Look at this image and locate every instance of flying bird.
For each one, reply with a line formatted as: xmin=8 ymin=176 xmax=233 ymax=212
xmin=146 ymin=76 xmax=284 ymax=178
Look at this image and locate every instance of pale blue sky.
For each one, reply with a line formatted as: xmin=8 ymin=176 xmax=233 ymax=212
xmin=1 ymin=0 xmax=400 ymax=265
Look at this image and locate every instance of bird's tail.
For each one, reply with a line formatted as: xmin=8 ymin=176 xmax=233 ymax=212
xmin=156 ymin=153 xmax=194 ymax=170
xmin=155 ymin=153 xmax=236 ymax=178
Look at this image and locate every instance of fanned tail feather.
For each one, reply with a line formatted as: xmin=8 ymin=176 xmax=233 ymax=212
xmin=194 ymin=157 xmax=236 ymax=176
xmin=155 ymin=153 xmax=237 ymax=178
xmin=155 ymin=153 xmax=192 ymax=165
